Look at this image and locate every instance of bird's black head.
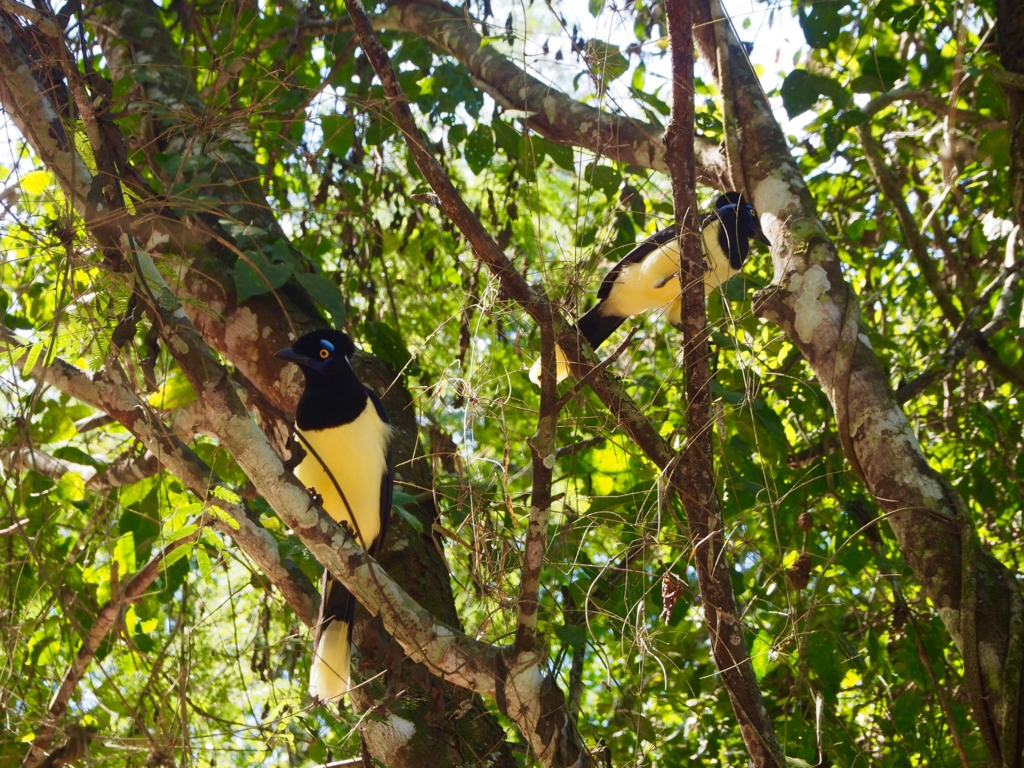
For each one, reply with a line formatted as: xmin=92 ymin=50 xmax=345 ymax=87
xmin=274 ymin=329 xmax=357 ymax=379
xmin=713 ymin=192 xmax=771 ymax=269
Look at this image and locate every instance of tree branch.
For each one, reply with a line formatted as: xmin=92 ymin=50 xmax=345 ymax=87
xmin=856 ymin=124 xmax=963 ymax=325
xmin=862 ymin=85 xmax=1005 ymax=130
xmin=276 ymin=0 xmax=727 ymax=180
xmin=663 ymin=1 xmax=782 ymax=764
xmin=515 ymin=312 xmax=559 ymax=656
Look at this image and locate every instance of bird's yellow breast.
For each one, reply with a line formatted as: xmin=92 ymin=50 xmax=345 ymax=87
xmin=601 ymin=224 xmax=736 ymax=320
xmin=294 ymin=405 xmax=392 ymax=549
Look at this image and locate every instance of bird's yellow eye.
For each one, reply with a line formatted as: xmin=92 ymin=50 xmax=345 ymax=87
xmin=319 ymin=348 xmax=330 ymax=359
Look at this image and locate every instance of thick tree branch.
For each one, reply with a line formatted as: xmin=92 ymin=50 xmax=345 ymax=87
xmin=1 ymin=337 xmax=319 ymax=628
xmin=1 ymin=446 xmax=163 ymax=491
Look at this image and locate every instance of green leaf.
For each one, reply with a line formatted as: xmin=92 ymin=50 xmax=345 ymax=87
xmin=296 ymin=272 xmax=347 ymax=325
xmin=750 ymin=630 xmax=773 ymax=681
xmin=892 ymin=689 xmax=921 ymax=733
xmin=839 ymin=108 xmax=869 ymax=127
xmin=855 ymin=54 xmax=906 ymax=93
xmin=161 ymin=541 xmax=194 ymax=569
xmin=543 ymin=140 xmax=575 ymax=172
xmin=553 ymin=623 xmax=587 ymax=651
xmin=201 ymin=528 xmax=226 ymax=551
xmin=824 ymin=123 xmax=846 ymax=153
xmin=20 ymin=170 xmax=52 ymax=195
xmin=166 ymin=524 xmax=199 ymax=544
xmin=585 ymin=40 xmax=628 ymax=84
xmin=234 ymin=241 xmax=296 ymax=303
xmin=119 ymin=502 xmax=160 ymax=553
xmin=631 ymin=61 xmax=646 ymax=91
xmin=447 ymin=123 xmax=468 ymax=147
xmin=807 ymin=633 xmax=843 ymax=704
xmin=492 ymin=119 xmax=520 ymax=158
xmin=363 ymin=321 xmax=412 ymax=374
xmin=588 ymin=0 xmax=603 ymax=16
xmin=584 ymin=164 xmax=621 ymax=197
xmin=196 ymin=547 xmax=213 ymax=582
xmin=365 ymin=116 xmax=396 ymax=146
xmin=780 ymin=70 xmax=850 ymax=118
xmin=799 ymin=2 xmax=843 ymax=48
xmin=113 ymin=533 xmax=137 ymax=574
xmin=211 ymin=486 xmax=241 ymax=505
xmin=464 ymin=124 xmax=495 ymax=175
xmin=21 ymin=342 xmax=43 ymax=376
xmin=57 ymin=471 xmax=86 ymax=502
xmin=321 ymin=115 xmax=355 ymax=158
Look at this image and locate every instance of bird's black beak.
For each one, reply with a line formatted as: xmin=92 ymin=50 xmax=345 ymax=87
xmin=754 ymin=223 xmax=772 ymax=248
xmin=274 ymin=347 xmax=313 ymax=366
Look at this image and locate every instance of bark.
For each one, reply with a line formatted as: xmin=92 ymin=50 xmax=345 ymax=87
xmin=695 ymin=0 xmax=1024 ymax=763
xmin=997 ymin=0 xmax=1024 ymax=229
xmin=662 ymin=1 xmax=783 ymax=764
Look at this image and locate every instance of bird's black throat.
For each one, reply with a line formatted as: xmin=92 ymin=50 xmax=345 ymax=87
xmin=295 ymin=365 xmax=369 ymax=431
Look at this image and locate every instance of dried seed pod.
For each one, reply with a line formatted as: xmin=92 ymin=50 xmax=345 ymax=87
xmin=787 ymin=552 xmax=813 ymax=591
xmin=661 ymin=573 xmax=685 ymax=624
xmin=798 ymin=512 xmax=813 ymax=532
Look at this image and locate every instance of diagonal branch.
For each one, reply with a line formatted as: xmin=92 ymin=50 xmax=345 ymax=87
xmin=260 ymin=0 xmax=727 ymax=180
xmin=856 ymin=123 xmax=963 ymax=325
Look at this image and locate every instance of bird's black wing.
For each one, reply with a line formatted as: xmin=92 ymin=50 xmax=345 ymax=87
xmin=365 ymin=387 xmax=394 ymax=553
xmin=594 ymin=225 xmax=678 ymax=301
xmin=574 ymin=225 xmax=679 ymax=349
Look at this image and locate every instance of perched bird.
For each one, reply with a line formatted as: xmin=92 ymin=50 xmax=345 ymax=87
xmin=530 ymin=192 xmax=770 ymax=383
xmin=275 ymin=329 xmax=394 ymax=702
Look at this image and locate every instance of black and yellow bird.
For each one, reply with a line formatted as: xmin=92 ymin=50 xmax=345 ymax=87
xmin=531 ymin=192 xmax=770 ymax=383
xmin=275 ymin=329 xmax=394 ymax=702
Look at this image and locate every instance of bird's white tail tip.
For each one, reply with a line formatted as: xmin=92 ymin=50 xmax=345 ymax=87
xmin=309 ymin=620 xmax=351 ymax=703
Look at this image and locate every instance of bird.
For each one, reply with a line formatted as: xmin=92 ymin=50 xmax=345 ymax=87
xmin=530 ymin=192 xmax=770 ymax=383
xmin=274 ymin=329 xmax=394 ymax=702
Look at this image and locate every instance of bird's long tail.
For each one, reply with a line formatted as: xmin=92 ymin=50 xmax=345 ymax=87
xmin=577 ymin=304 xmax=626 ymax=350
xmin=528 ymin=305 xmax=626 ymax=384
xmin=309 ymin=572 xmax=355 ymax=702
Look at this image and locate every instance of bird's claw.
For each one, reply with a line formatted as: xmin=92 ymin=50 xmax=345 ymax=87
xmin=304 ymin=487 xmax=323 ymax=507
